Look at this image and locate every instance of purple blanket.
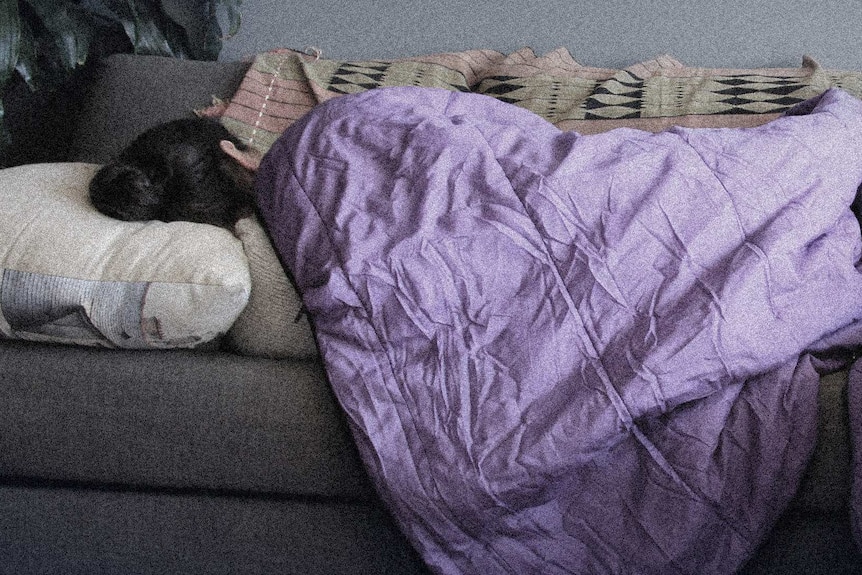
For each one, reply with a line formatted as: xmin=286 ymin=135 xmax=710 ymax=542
xmin=257 ymin=87 xmax=862 ymax=574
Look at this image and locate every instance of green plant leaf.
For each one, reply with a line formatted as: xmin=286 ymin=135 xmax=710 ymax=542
xmin=77 ymin=0 xmax=125 ymax=24
xmin=218 ymin=0 xmax=242 ymax=40
xmin=127 ymin=0 xmax=183 ymax=57
xmin=196 ymin=2 xmax=226 ymax=61
xmin=208 ymin=0 xmax=242 ymax=59
xmin=0 ymin=0 xmax=21 ymax=86
xmin=25 ymin=0 xmax=94 ymax=70
xmin=157 ymin=0 xmax=243 ymax=61
xmin=0 ymin=0 xmax=20 ymax=159
xmin=81 ymin=0 xmax=142 ymax=47
xmin=13 ymin=18 xmax=39 ymax=90
xmin=77 ymin=0 xmax=181 ymax=58
xmin=0 ymin=96 xmax=9 ymax=162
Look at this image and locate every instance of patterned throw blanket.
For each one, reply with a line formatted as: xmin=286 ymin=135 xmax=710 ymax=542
xmin=256 ymin=87 xmax=862 ymax=574
xmin=220 ymin=47 xmax=862 ymax=152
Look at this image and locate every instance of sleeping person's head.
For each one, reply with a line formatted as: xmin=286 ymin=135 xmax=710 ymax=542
xmin=89 ymin=117 xmax=261 ymax=230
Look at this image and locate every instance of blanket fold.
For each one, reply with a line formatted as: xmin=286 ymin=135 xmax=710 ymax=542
xmin=257 ymin=87 xmax=862 ymax=574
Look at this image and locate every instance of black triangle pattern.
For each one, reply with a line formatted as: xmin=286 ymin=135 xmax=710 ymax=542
xmin=324 ymin=61 xmax=472 ymax=96
xmin=580 ymin=72 xmax=645 ymax=119
xmin=327 ymin=62 xmax=395 ymax=95
xmin=322 ymin=63 xmax=817 ymax=120
xmin=483 ymin=82 xmax=529 ymax=96
xmin=705 ymin=76 xmax=809 ymax=114
xmin=474 ymin=75 xmax=597 ymax=122
xmin=477 ymin=76 xmax=537 ymax=99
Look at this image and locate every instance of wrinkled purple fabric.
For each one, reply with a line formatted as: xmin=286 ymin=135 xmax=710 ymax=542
xmin=256 ymin=87 xmax=862 ymax=574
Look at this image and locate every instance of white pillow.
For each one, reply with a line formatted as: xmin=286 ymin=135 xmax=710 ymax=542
xmin=0 ymin=163 xmax=251 ymax=349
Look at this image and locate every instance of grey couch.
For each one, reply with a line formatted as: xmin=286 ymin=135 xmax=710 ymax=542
xmin=1 ymin=53 xmax=861 ymax=574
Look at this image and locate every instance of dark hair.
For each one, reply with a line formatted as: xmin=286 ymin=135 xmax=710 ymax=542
xmin=89 ymin=118 xmax=255 ymax=230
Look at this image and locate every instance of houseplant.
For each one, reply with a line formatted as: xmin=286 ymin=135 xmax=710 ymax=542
xmin=0 ymin=0 xmax=242 ymax=157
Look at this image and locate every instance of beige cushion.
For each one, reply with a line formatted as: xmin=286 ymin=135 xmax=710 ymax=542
xmin=226 ymin=216 xmax=318 ymax=359
xmin=0 ymin=163 xmax=251 ymax=349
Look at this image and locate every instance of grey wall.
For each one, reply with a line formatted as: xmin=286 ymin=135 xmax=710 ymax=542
xmin=219 ymin=0 xmax=862 ymax=70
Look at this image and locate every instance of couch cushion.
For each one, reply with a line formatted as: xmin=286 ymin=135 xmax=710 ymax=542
xmin=225 ymin=215 xmax=319 ymax=359
xmin=791 ymin=369 xmax=852 ymax=514
xmin=0 ymin=340 xmax=373 ymax=499
xmin=740 ymin=510 xmax=862 ymax=574
xmin=64 ymin=54 xmax=251 ymax=165
xmin=0 ymin=483 xmax=428 ymax=574
xmin=0 ymin=163 xmax=250 ymax=350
